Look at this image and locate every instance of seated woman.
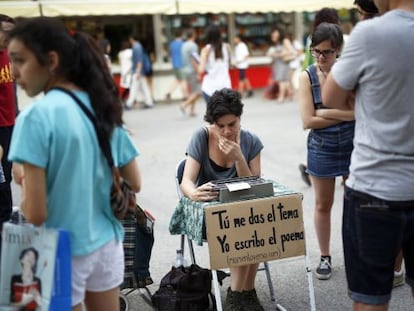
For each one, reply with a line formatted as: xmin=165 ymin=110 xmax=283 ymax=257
xmin=180 ymin=88 xmax=264 ymax=311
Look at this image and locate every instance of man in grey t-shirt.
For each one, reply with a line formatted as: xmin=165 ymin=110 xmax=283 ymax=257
xmin=322 ymin=1 xmax=414 ymax=310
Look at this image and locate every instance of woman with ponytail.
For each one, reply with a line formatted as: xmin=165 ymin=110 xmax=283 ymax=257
xmin=7 ymin=17 xmax=141 ymax=311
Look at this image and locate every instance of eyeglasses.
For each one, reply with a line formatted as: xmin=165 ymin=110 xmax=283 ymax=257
xmin=310 ymin=48 xmax=336 ymax=58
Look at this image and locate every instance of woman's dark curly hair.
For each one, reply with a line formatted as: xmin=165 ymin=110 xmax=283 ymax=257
xmin=204 ymin=88 xmax=243 ymax=124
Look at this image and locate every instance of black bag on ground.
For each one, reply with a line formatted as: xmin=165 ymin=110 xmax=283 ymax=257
xmin=151 ymin=264 xmax=215 ymax=311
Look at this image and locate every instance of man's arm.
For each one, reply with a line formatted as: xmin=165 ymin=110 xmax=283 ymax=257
xmin=322 ymin=73 xmax=352 ymax=110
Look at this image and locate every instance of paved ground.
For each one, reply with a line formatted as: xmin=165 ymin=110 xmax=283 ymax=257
xmin=13 ymin=89 xmax=413 ymax=310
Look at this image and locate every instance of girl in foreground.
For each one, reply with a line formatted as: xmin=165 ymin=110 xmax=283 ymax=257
xmin=8 ymin=17 xmax=141 ymax=311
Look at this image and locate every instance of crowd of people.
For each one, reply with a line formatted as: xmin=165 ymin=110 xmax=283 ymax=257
xmin=0 ymin=0 xmax=413 ymax=310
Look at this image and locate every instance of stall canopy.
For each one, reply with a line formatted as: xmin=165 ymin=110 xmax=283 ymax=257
xmin=0 ymin=0 xmax=176 ymax=18
xmin=0 ymin=1 xmax=41 ymax=18
xmin=1 ymin=0 xmax=353 ymax=18
xmin=174 ymin=0 xmax=354 ymax=14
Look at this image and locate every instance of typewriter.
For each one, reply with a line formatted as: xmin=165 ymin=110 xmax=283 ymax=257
xmin=211 ymin=176 xmax=274 ymax=203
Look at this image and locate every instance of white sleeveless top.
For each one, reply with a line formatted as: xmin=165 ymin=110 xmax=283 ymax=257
xmin=201 ymin=44 xmax=231 ymax=96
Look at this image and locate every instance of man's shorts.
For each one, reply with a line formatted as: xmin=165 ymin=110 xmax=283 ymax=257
xmin=343 ymin=187 xmax=414 ymax=305
xmin=72 ymin=239 xmax=124 ymax=306
xmin=173 ymin=68 xmax=185 ymax=80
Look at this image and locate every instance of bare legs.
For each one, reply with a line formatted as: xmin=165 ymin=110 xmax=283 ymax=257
xmin=72 ymin=287 xmax=120 ymax=311
xmin=276 ymin=81 xmax=292 ymax=103
xmin=311 ymin=176 xmax=336 ymax=257
xmin=238 ymin=79 xmax=253 ymax=97
xmin=180 ymin=92 xmax=200 ymax=116
xmin=354 ymin=302 xmax=388 ymax=311
xmin=229 ymin=263 xmax=259 ymax=291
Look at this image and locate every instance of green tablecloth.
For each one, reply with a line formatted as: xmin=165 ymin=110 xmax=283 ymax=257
xmin=169 ymin=181 xmax=302 ymax=246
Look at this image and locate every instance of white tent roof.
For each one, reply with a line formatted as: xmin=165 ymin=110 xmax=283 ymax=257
xmin=174 ymin=0 xmax=354 ymax=14
xmin=0 ymin=0 xmax=354 ymax=18
xmin=39 ymin=0 xmax=176 ymax=16
xmin=0 ymin=1 xmax=41 ymax=17
xmin=0 ymin=0 xmax=176 ymax=17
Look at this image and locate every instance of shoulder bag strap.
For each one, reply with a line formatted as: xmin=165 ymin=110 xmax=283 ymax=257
xmin=305 ymin=64 xmax=322 ymax=106
xmin=49 ymin=87 xmax=114 ymax=168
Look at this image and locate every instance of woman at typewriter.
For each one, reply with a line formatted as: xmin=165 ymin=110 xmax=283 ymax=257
xmin=180 ymin=88 xmax=264 ymax=311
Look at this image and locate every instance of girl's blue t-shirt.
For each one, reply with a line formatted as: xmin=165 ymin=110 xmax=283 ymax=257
xmin=8 ymin=89 xmax=139 ymax=256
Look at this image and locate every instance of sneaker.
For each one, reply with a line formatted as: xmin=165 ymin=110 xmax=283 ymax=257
xmin=223 ymin=287 xmax=244 ymax=311
xmin=316 ymin=256 xmax=332 ymax=280
xmin=393 ymin=270 xmax=405 ymax=288
xmin=299 ymin=163 xmax=311 ymax=186
xmin=247 ymin=90 xmax=254 ymax=98
xmin=242 ymin=289 xmax=264 ymax=311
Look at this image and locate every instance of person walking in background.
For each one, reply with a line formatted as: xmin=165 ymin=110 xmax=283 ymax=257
xmin=0 ymin=14 xmax=16 ymax=251
xmin=180 ymin=88 xmax=265 ymax=311
xmin=117 ymin=40 xmax=132 ymax=105
xmin=323 ymin=0 xmax=414 ymax=309
xmin=165 ymin=29 xmax=187 ymax=101
xmin=233 ymin=34 xmax=253 ymax=98
xmin=287 ymin=32 xmax=304 ymax=99
xmin=298 ymin=23 xmax=354 ymax=281
xmin=99 ymin=38 xmax=112 ymax=73
xmin=126 ymin=34 xmax=153 ymax=109
xmin=142 ymin=40 xmax=155 ymax=102
xmin=180 ymin=28 xmax=201 ymax=117
xmin=266 ymin=26 xmax=295 ymax=103
xmin=198 ymin=24 xmax=232 ymax=104
xmin=7 ymin=17 xmax=142 ymax=311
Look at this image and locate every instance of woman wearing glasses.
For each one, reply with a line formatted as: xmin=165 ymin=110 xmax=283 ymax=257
xmin=298 ymin=22 xmax=354 ymax=281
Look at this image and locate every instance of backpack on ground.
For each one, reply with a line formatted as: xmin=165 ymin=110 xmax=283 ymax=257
xmin=151 ymin=264 xmax=215 ymax=311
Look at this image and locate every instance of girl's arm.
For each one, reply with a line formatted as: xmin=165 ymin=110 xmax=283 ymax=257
xmin=298 ymin=71 xmax=344 ymax=130
xmin=119 ymin=159 xmax=141 ymax=193
xmin=21 ymin=163 xmax=47 ymax=226
xmin=315 ymin=108 xmax=354 ymax=121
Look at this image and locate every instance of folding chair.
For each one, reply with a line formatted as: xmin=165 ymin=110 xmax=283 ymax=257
xmin=174 ymin=158 xmax=277 ymax=310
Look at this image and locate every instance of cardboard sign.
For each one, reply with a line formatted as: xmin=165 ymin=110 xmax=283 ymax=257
xmin=205 ymin=194 xmax=305 ymax=269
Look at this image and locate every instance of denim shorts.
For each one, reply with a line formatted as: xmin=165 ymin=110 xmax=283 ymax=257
xmin=307 ymin=124 xmax=354 ymax=177
xmin=342 ymin=187 xmax=414 ymax=305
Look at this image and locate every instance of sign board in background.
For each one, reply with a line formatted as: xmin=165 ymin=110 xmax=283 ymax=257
xmin=205 ymin=194 xmax=305 ymax=270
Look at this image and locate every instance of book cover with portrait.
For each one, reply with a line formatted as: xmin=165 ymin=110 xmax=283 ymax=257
xmin=0 ymin=223 xmax=58 ymax=311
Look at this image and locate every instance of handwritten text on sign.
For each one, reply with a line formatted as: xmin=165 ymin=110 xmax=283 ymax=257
xmin=205 ymin=194 xmax=305 ymax=269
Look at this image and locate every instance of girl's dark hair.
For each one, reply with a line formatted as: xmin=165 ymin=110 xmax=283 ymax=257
xmin=19 ymin=247 xmax=39 ymax=274
xmin=312 ymin=8 xmax=339 ymax=32
xmin=205 ymin=24 xmax=223 ymax=59
xmin=9 ymin=17 xmax=122 ymax=141
xmin=311 ymin=22 xmax=343 ymax=50
xmin=204 ymin=88 xmax=243 ymax=124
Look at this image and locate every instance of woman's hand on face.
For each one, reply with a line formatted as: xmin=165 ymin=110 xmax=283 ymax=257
xmin=218 ymin=133 xmax=242 ymax=162
xmin=191 ymin=182 xmax=218 ymax=202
